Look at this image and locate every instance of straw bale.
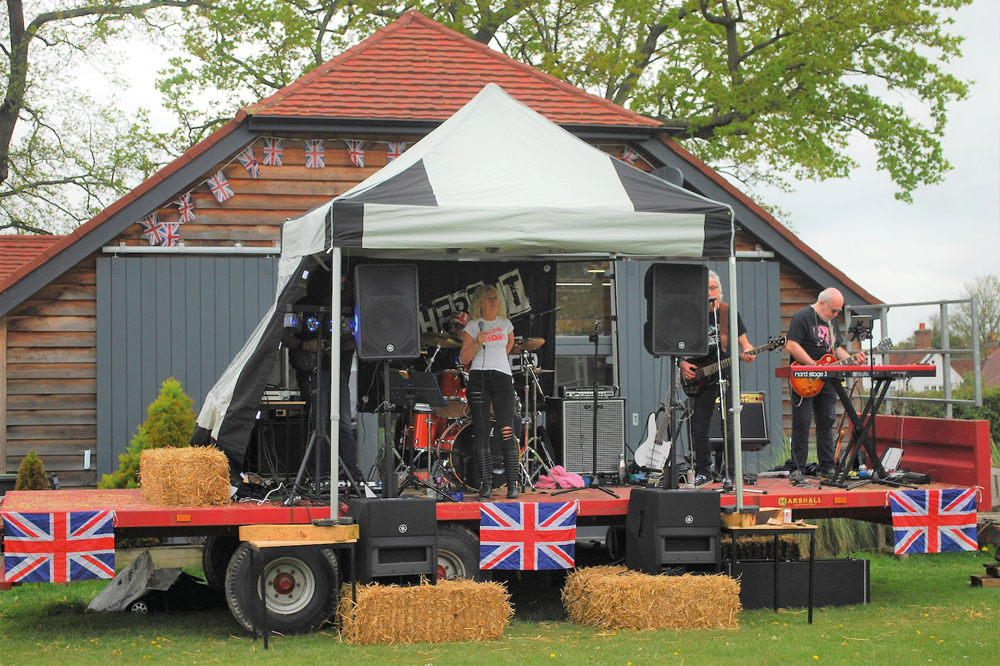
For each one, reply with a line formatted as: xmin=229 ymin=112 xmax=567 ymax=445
xmin=562 ymin=566 xmax=741 ymax=631
xmin=139 ymin=447 xmax=231 ymax=506
xmin=338 ymin=578 xmax=513 ymax=644
xmin=720 ymin=535 xmax=801 ymax=560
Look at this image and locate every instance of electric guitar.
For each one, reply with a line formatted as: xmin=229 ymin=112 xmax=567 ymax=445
xmin=634 ymin=408 xmax=671 ymax=470
xmin=789 ymin=338 xmax=893 ymax=398
xmin=681 ymin=336 xmax=786 ymax=397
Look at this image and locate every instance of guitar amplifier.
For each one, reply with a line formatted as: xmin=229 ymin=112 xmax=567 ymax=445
xmin=547 ymin=398 xmax=625 ymax=474
xmin=560 ymin=385 xmax=618 ymax=400
xmin=709 ymin=391 xmax=769 ymax=452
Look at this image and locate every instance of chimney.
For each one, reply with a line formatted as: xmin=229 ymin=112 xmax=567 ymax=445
xmin=914 ymin=323 xmax=932 ymax=350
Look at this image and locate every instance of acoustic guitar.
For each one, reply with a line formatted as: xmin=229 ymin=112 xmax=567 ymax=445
xmin=681 ymin=336 xmax=786 ymax=397
xmin=789 ymin=338 xmax=892 ymax=398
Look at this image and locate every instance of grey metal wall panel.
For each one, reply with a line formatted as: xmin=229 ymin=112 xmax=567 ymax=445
xmin=614 ymin=259 xmax=783 ymax=472
xmin=97 ymin=256 xmax=277 ymax=478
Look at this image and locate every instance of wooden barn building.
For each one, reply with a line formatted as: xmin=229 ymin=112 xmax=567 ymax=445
xmin=0 ymin=11 xmax=879 ymax=488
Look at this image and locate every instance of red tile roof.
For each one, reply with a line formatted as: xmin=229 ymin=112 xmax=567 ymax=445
xmin=247 ymin=11 xmax=660 ymax=128
xmin=0 ymin=235 xmax=65 ymax=283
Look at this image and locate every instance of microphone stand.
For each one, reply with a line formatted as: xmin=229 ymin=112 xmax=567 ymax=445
xmin=555 ymin=320 xmax=618 ymax=498
xmin=710 ymin=300 xmax=735 ymax=492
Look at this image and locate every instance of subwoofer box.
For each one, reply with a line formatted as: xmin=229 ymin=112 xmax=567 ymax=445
xmin=726 ymin=558 xmax=870 ymax=609
xmin=546 ymin=398 xmax=625 ymax=474
xmin=347 ymin=497 xmax=438 ymax=583
xmin=625 ymin=488 xmax=721 ymax=573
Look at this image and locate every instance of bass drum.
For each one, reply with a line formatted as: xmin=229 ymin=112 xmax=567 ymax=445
xmin=440 ymin=420 xmax=521 ymax=492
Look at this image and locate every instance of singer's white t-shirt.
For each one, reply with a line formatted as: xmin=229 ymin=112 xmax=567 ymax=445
xmin=464 ymin=317 xmax=514 ymax=375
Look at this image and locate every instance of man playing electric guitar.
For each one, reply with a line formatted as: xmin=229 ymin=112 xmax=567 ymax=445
xmin=678 ymin=270 xmax=756 ymax=487
xmin=785 ymin=287 xmax=866 ymax=482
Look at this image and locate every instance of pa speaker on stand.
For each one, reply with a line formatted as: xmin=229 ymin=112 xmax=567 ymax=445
xmin=643 ymin=263 xmax=709 ymax=357
xmin=354 ymin=264 xmax=421 ymax=361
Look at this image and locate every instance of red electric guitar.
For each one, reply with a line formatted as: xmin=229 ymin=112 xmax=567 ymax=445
xmin=789 ymin=338 xmax=892 ymax=398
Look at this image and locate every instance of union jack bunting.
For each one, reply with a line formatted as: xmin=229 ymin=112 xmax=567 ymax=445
xmin=139 ymin=213 xmax=166 ymax=246
xmin=174 ymin=193 xmax=196 ymax=223
xmin=304 ymin=139 xmax=325 ymax=169
xmin=237 ymin=147 xmax=260 ymax=178
xmin=387 ymin=141 xmax=407 ymax=162
xmin=262 ymin=137 xmax=284 ymax=166
xmin=206 ymin=171 xmax=234 ymax=203
xmin=163 ymin=222 xmax=181 ymax=247
xmin=346 ymin=140 xmax=365 ymax=167
xmin=480 ymin=501 xmax=577 ymax=570
xmin=620 ymin=148 xmax=639 ymax=165
xmin=889 ymin=488 xmax=978 ymax=554
xmin=3 ymin=510 xmax=115 ymax=583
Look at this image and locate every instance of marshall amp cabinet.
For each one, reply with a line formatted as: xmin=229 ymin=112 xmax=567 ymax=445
xmin=546 ymin=397 xmax=625 ymax=474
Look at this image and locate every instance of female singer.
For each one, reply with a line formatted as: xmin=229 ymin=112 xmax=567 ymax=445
xmin=459 ymin=284 xmax=518 ymax=499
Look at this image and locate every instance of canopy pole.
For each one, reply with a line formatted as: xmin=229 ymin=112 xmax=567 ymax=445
xmin=329 ymin=247 xmax=342 ymax=520
xmin=725 ymin=210 xmax=747 ymax=511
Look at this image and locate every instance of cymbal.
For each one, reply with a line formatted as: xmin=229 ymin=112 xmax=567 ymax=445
xmin=421 ymin=332 xmax=463 ymax=349
xmin=511 ymin=337 xmax=545 ymax=354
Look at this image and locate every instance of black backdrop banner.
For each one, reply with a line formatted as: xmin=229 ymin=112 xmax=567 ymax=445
xmin=351 ymin=259 xmax=557 ymax=413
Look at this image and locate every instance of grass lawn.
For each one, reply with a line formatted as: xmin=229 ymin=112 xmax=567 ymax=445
xmin=0 ymin=548 xmax=997 ymax=665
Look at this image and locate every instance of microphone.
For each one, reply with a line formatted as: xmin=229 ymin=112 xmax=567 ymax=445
xmin=709 ymin=297 xmax=718 ymax=303
xmin=479 ymin=321 xmax=485 ymax=346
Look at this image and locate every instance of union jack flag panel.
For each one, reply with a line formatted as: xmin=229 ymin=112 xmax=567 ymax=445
xmin=620 ymin=148 xmax=639 ymax=166
xmin=139 ymin=213 xmax=166 ymax=246
xmin=3 ymin=510 xmax=115 ymax=583
xmin=304 ymin=139 xmax=325 ymax=169
xmin=262 ymin=138 xmax=284 ymax=166
xmin=206 ymin=171 xmax=234 ymax=203
xmin=163 ymin=222 xmax=181 ymax=247
xmin=174 ymin=193 xmax=196 ymax=223
xmin=480 ymin=501 xmax=577 ymax=570
xmin=889 ymin=488 xmax=978 ymax=555
xmin=346 ymin=140 xmax=365 ymax=167
xmin=387 ymin=141 xmax=407 ymax=162
xmin=237 ymin=147 xmax=260 ymax=178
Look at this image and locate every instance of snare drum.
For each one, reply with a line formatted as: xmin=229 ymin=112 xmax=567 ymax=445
xmin=434 ymin=369 xmax=470 ymax=419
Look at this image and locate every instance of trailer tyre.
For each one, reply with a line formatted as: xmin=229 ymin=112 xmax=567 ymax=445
xmin=225 ymin=542 xmax=341 ymax=635
xmin=437 ymin=523 xmax=483 ymax=581
xmin=202 ymin=535 xmax=239 ymax=592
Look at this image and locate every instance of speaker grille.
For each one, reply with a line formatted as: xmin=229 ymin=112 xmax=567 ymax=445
xmin=355 ymin=264 xmax=421 ymax=360
xmin=709 ymin=392 xmax=769 ymax=451
xmin=559 ymin=399 xmax=625 ymax=474
xmin=644 ymin=263 xmax=709 ymax=357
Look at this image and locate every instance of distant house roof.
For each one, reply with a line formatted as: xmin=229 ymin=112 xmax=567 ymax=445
xmin=0 ymin=11 xmax=878 ymax=318
xmin=0 ymin=235 xmax=64 ymax=283
xmin=980 ymin=349 xmax=1000 ymax=387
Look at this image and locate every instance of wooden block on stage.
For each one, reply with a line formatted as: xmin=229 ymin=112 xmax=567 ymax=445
xmin=239 ymin=523 xmax=359 ymax=543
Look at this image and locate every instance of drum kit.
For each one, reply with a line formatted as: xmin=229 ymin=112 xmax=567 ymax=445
xmin=392 ymin=329 xmax=557 ymax=495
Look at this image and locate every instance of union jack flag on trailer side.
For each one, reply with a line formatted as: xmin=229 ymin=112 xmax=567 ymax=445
xmin=139 ymin=214 xmax=166 ymax=246
xmin=889 ymin=488 xmax=978 ymax=554
xmin=480 ymin=501 xmax=577 ymax=570
xmin=206 ymin=171 xmax=234 ymax=203
xmin=3 ymin=510 xmax=115 ymax=583
xmin=346 ymin=140 xmax=365 ymax=167
xmin=387 ymin=141 xmax=407 ymax=162
xmin=174 ymin=193 xmax=196 ymax=223
xmin=237 ymin=147 xmax=260 ymax=178
xmin=262 ymin=138 xmax=284 ymax=166
xmin=304 ymin=139 xmax=325 ymax=169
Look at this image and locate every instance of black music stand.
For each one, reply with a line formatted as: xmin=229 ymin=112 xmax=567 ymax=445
xmin=555 ymin=322 xmax=618 ymax=498
xmin=383 ymin=369 xmax=455 ymax=501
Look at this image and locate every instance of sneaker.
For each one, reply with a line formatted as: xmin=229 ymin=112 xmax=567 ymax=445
xmin=789 ymin=469 xmax=805 ymax=483
xmin=692 ymin=474 xmax=711 ymax=487
xmin=721 ymin=478 xmax=734 ymax=492
xmin=820 ymin=467 xmax=837 ymax=479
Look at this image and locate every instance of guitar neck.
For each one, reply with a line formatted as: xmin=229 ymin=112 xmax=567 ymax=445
xmin=694 ymin=341 xmax=772 ymax=379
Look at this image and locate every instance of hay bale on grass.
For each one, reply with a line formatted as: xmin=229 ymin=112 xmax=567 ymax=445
xmin=720 ymin=534 xmax=801 ymax=560
xmin=562 ymin=565 xmax=740 ymax=631
xmin=139 ymin=447 xmax=230 ymax=506
xmin=338 ymin=578 xmax=513 ymax=644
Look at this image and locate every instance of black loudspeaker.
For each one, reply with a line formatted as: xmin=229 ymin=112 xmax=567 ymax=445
xmin=727 ymin=558 xmax=870 ymax=609
xmin=644 ymin=263 xmax=709 ymax=357
xmin=547 ymin=398 xmax=625 ymax=474
xmin=250 ymin=404 xmax=307 ymax=482
xmin=709 ymin=392 xmax=770 ymax=452
xmin=347 ymin=498 xmax=438 ymax=583
xmin=625 ymin=488 xmax=721 ymax=573
xmin=354 ymin=264 xmax=421 ymax=360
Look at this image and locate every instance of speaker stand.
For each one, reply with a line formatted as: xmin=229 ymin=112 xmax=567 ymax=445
xmin=555 ymin=321 xmax=617 ymax=498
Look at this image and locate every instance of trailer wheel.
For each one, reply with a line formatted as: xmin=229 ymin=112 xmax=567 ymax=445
xmin=437 ymin=523 xmax=483 ymax=581
xmin=225 ymin=542 xmax=341 ymax=635
xmin=202 ymin=535 xmax=239 ymax=592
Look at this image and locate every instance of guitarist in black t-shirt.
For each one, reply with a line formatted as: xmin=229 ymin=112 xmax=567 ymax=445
xmin=678 ymin=270 xmax=756 ymax=487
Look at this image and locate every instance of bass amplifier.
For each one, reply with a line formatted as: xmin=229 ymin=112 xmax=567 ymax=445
xmin=709 ymin=391 xmax=769 ymax=452
xmin=560 ymin=385 xmax=618 ymax=400
xmin=547 ymin=398 xmax=625 ymax=474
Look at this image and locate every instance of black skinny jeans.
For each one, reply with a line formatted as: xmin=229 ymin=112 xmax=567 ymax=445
xmin=467 ymin=370 xmax=518 ymax=467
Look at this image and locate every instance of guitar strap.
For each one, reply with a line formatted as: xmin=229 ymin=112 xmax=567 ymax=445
xmin=718 ymin=303 xmax=730 ymax=352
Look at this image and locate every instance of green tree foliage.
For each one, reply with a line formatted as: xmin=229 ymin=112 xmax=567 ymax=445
xmin=15 ymin=450 xmax=48 ymax=490
xmin=157 ymin=0 xmax=970 ymax=202
xmin=98 ymin=376 xmax=196 ymax=489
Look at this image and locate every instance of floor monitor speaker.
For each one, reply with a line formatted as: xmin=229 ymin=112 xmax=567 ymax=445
xmin=347 ymin=497 xmax=437 ymax=582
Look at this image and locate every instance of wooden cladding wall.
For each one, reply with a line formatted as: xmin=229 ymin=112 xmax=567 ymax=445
xmin=3 ymin=262 xmax=98 ymax=486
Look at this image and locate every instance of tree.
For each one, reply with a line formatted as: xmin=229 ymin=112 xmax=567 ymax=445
xmin=0 ymin=0 xmax=201 ymax=234
xmin=947 ymin=275 xmax=1000 ymax=352
xmin=15 ymin=449 xmax=48 ymax=490
xmin=157 ymin=0 xmax=970 ymax=202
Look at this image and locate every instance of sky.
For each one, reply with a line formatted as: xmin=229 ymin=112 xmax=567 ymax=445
xmin=89 ymin=2 xmax=999 ymax=343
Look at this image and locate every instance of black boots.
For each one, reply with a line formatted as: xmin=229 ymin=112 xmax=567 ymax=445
xmin=476 ymin=442 xmax=492 ymax=499
xmin=503 ymin=433 xmax=520 ymax=500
